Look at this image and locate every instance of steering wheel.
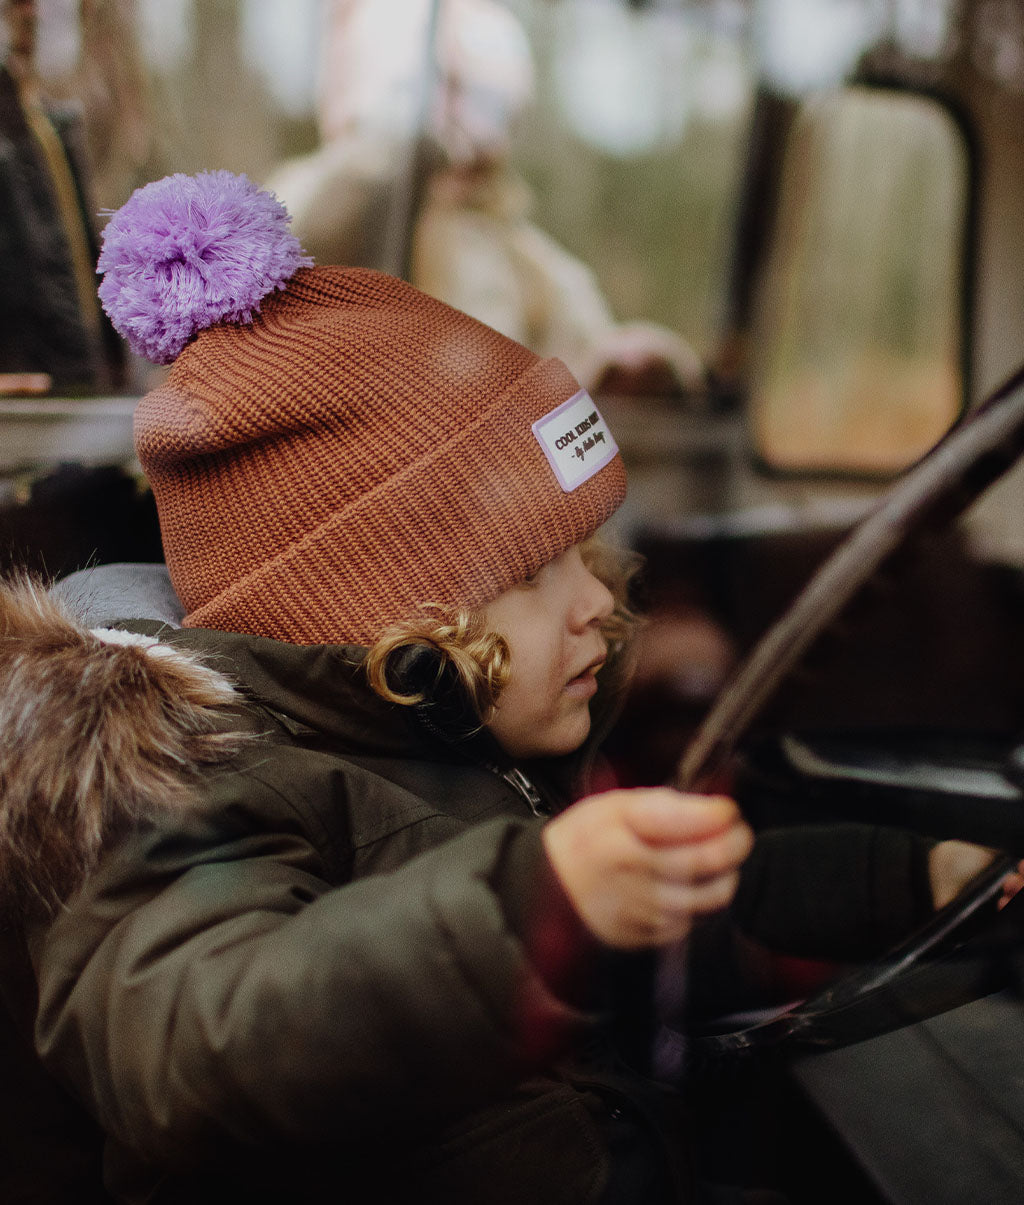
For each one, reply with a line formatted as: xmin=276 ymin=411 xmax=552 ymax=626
xmin=673 ymin=363 xmax=1024 ymax=1065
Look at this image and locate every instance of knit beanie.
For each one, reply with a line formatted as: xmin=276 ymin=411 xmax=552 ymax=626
xmin=97 ymin=171 xmax=625 ymax=646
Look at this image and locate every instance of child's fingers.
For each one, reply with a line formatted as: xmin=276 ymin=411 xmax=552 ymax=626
xmin=652 ymin=820 xmax=754 ymax=886
xmin=653 ymin=870 xmax=742 ymax=919
xmin=615 ymin=872 xmax=743 ymax=946
xmin=998 ymin=869 xmax=1024 ymax=910
xmin=542 ymin=787 xmax=753 ymax=948
xmin=622 ymin=789 xmax=742 ymax=847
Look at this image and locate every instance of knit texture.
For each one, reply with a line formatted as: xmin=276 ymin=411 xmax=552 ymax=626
xmin=135 ymin=266 xmax=626 ymax=645
xmin=98 ymin=170 xmax=311 ymax=363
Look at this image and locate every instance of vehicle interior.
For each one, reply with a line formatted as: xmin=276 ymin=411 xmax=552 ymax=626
xmin=3 ymin=1 xmax=1024 ymax=1202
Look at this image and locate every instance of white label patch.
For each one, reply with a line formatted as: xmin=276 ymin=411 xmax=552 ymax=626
xmin=532 ymin=390 xmax=618 ymax=492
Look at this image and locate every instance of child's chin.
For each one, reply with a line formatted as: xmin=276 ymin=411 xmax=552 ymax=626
xmin=539 ymin=715 xmax=593 ymax=759
xmin=491 ymin=702 xmax=593 ymax=761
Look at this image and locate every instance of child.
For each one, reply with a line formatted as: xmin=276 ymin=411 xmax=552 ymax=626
xmin=5 ymin=170 xmax=754 ymax=1204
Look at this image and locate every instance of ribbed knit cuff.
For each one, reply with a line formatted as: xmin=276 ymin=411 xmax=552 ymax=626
xmin=731 ymin=823 xmax=936 ymax=961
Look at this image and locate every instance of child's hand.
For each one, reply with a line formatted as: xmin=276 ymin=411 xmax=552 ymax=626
xmin=999 ymin=861 xmax=1024 ymax=909
xmin=927 ymin=840 xmax=1024 ymax=911
xmin=541 ymin=789 xmax=753 ymax=949
xmin=928 ymin=839 xmax=999 ymax=909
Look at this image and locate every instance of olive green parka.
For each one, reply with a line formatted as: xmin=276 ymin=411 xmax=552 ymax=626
xmin=23 ymin=620 xmax=687 ymax=1204
xmin=1 ymin=575 xmax=936 ymax=1204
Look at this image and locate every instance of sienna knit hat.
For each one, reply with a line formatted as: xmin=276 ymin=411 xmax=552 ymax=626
xmin=97 ymin=170 xmax=626 ymax=646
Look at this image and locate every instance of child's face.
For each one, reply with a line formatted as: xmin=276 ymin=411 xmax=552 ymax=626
xmin=481 ymin=545 xmax=614 ymax=760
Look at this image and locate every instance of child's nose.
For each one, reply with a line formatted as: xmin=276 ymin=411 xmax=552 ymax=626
xmin=570 ymin=567 xmax=615 ymax=632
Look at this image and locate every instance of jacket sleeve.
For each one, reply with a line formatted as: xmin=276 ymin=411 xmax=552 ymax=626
xmin=30 ymin=761 xmax=594 ymax=1167
xmin=682 ymin=823 xmax=937 ymax=1026
xmin=728 ymin=822 xmax=936 ymax=961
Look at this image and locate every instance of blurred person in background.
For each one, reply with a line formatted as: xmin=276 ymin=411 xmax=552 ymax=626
xmin=267 ymin=0 xmax=705 ymax=398
xmin=0 ymin=0 xmax=123 ymax=394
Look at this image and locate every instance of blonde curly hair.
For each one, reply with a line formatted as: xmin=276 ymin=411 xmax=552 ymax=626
xmin=364 ymin=539 xmax=640 ymax=723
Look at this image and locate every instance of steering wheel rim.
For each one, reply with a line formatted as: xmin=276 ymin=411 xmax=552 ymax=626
xmin=676 ymin=362 xmax=1024 ymax=794
xmin=674 ymin=364 xmax=1024 ymax=1060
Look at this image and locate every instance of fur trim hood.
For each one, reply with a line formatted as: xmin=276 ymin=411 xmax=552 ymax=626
xmin=0 ymin=576 xmax=248 ymax=916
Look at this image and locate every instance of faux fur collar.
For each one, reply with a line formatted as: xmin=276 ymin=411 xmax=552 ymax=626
xmin=0 ymin=575 xmax=248 ymax=916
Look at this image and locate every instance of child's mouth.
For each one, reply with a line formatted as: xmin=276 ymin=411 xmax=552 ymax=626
xmin=564 ymin=656 xmax=606 ymax=697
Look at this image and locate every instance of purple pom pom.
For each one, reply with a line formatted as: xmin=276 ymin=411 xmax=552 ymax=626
xmin=97 ymin=170 xmax=313 ymax=364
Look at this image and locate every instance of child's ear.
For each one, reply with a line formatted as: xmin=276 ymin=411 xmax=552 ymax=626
xmin=388 ymin=644 xmax=484 ymax=745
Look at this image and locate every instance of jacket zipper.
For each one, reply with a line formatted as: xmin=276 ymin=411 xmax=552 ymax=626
xmin=496 ymin=766 xmax=551 ymax=817
xmin=408 ymin=696 xmax=551 ymax=818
